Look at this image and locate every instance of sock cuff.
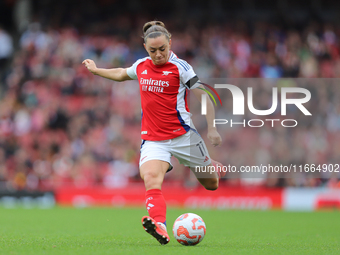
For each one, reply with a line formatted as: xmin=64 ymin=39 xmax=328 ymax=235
xmin=146 ymin=188 xmax=163 ymax=196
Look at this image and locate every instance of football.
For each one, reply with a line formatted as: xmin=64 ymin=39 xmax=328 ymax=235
xmin=172 ymin=213 xmax=206 ymax=246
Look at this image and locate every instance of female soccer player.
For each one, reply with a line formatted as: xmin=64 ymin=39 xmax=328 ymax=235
xmin=83 ymin=21 xmax=223 ymax=245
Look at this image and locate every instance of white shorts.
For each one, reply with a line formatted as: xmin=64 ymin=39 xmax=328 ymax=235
xmin=139 ymin=128 xmax=212 ymax=171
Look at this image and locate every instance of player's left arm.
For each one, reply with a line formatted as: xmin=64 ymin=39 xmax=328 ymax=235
xmin=192 ymin=85 xmax=222 ymax=147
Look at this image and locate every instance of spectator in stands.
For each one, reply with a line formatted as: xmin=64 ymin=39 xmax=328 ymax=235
xmin=0 ymin=25 xmax=13 ymax=76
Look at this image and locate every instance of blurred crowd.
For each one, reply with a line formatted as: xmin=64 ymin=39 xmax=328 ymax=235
xmin=0 ymin=18 xmax=340 ymax=191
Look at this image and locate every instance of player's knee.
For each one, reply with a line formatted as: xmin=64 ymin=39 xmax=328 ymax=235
xmin=142 ymin=171 xmax=158 ymax=183
xmin=142 ymin=171 xmax=162 ymax=189
xmin=204 ymin=178 xmax=218 ymax=191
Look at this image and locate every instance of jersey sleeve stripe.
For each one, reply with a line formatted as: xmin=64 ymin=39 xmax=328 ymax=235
xmin=178 ymin=59 xmax=190 ymax=70
xmin=173 ymin=58 xmax=190 ymax=70
xmin=169 ymin=52 xmax=191 ymax=71
xmin=172 ymin=59 xmax=189 ymax=71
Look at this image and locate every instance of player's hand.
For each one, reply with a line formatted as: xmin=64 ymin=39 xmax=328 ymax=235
xmin=82 ymin=59 xmax=97 ymax=74
xmin=207 ymin=128 xmax=222 ymax=147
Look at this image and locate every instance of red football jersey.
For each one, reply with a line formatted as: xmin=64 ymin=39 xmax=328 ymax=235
xmin=126 ymin=51 xmax=199 ymax=141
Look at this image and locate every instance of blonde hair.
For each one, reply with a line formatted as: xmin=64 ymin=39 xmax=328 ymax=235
xmin=142 ymin=21 xmax=171 ymax=43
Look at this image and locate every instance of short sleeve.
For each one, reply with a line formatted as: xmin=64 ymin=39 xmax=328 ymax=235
xmin=179 ymin=62 xmax=197 ymax=86
xmin=126 ymin=57 xmax=148 ymax=80
xmin=126 ymin=63 xmax=138 ymax=80
xmin=171 ymin=57 xmax=200 ymax=90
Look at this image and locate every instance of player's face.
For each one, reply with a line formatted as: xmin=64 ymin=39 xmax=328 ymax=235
xmin=144 ymin=35 xmax=171 ymax=65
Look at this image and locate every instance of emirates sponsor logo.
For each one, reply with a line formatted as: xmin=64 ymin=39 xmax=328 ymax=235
xmin=140 ymin=78 xmax=169 ymax=87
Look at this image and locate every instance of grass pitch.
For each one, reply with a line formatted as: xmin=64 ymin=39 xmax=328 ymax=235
xmin=0 ymin=207 xmax=339 ymax=255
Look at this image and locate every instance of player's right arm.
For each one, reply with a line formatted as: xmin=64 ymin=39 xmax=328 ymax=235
xmin=82 ymin=59 xmax=133 ymax=82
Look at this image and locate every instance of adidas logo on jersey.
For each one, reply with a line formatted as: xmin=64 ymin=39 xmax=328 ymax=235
xmin=141 ymin=69 xmax=147 ymax=74
xmin=162 ymin=71 xmax=172 ymax=76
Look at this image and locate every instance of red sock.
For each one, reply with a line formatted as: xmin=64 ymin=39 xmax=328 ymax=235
xmin=145 ymin=189 xmax=166 ymax=224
